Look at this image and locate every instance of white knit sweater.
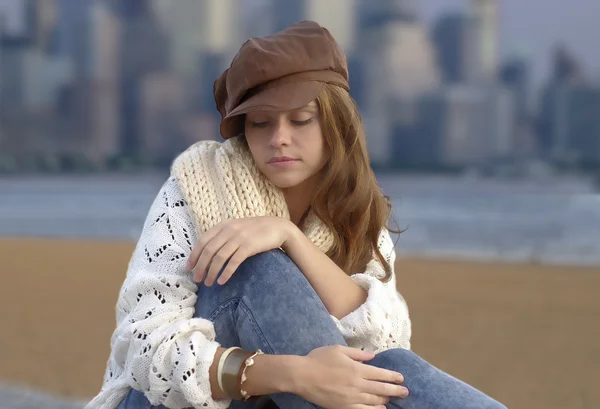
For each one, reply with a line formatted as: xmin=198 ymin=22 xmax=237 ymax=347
xmin=86 ymin=139 xmax=411 ymax=409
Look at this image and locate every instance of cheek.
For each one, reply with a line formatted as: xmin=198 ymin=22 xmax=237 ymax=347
xmin=244 ymin=136 xmax=265 ymax=164
xmin=304 ymin=135 xmax=328 ymax=168
xmin=313 ymin=130 xmax=328 ymax=164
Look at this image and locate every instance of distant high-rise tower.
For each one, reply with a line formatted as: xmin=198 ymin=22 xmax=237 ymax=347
xmin=433 ymin=12 xmax=478 ymax=84
xmin=110 ymin=0 xmax=170 ymax=155
xmin=270 ymin=0 xmax=355 ymax=51
xmin=355 ymin=0 xmax=440 ymax=166
xmin=153 ymin=0 xmax=242 ymax=78
xmin=24 ymin=0 xmax=57 ymax=51
xmin=469 ymin=0 xmax=498 ymax=82
xmin=499 ymin=54 xmax=531 ymax=119
xmin=57 ymin=0 xmax=94 ymax=77
xmin=84 ymin=0 xmax=122 ymax=164
xmin=358 ymin=0 xmax=418 ymax=27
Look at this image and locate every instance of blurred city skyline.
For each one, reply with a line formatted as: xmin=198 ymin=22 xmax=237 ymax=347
xmin=1 ymin=0 xmax=599 ymax=175
xmin=2 ymin=0 xmax=599 ymax=91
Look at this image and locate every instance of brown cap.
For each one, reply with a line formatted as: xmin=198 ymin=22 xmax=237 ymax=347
xmin=214 ymin=20 xmax=349 ymax=139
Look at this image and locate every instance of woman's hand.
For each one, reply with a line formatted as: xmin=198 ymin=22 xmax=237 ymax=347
xmin=293 ymin=345 xmax=409 ymax=409
xmin=185 ymin=216 xmax=295 ymax=286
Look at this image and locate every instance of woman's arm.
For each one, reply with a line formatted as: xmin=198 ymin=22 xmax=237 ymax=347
xmin=91 ymin=179 xmax=298 ymax=409
xmin=282 ymin=225 xmax=368 ymax=319
xmin=283 ymin=226 xmax=411 ymax=352
xmin=95 ymin=178 xmax=227 ymax=409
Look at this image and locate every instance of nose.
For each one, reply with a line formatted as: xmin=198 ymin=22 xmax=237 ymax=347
xmin=269 ymin=120 xmax=292 ymax=148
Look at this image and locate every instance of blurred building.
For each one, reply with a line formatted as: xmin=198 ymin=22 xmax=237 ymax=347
xmin=270 ymin=0 xmax=356 ymax=50
xmin=469 ymin=0 xmax=499 ymax=83
xmin=56 ymin=0 xmax=94 ymax=79
xmin=393 ymin=85 xmax=515 ymax=168
xmin=0 ymin=0 xmax=73 ymax=160
xmin=432 ymin=12 xmax=478 ymax=84
xmin=499 ymin=55 xmax=531 ymax=120
xmin=85 ymin=0 xmax=122 ymax=164
xmin=545 ymin=85 xmax=600 ymax=165
xmin=26 ymin=0 xmax=57 ymax=52
xmin=433 ymin=0 xmax=499 ymax=86
xmin=537 ymin=45 xmax=587 ymax=155
xmin=357 ymin=0 xmax=440 ymax=166
xmin=152 ymin=0 xmax=243 ymax=139
xmin=1 ymin=0 xmax=67 ymax=112
xmin=153 ymin=0 xmax=242 ymax=79
xmin=14 ymin=48 xmax=72 ymax=111
xmin=111 ymin=0 xmax=170 ymax=157
xmin=139 ymin=73 xmax=186 ymax=163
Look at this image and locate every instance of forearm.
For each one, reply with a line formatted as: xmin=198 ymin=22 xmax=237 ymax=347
xmin=282 ymin=225 xmax=367 ymax=319
xmin=210 ymin=347 xmax=302 ymax=400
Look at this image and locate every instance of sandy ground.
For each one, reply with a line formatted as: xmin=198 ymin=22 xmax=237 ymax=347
xmin=0 ymin=238 xmax=598 ymax=409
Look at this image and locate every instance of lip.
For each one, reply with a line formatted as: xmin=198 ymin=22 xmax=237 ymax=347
xmin=267 ymin=156 xmax=299 ymax=164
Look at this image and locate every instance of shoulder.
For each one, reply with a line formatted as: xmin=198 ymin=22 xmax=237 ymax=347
xmin=170 ymin=136 xmax=247 ymax=178
xmin=170 ymin=140 xmax=221 ymax=176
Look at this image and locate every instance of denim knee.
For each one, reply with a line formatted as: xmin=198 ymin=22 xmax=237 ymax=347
xmin=233 ymin=248 xmax=302 ymax=284
xmin=368 ymin=348 xmax=421 ymax=372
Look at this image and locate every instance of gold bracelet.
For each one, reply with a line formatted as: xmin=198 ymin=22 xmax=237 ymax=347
xmin=240 ymin=349 xmax=264 ymax=400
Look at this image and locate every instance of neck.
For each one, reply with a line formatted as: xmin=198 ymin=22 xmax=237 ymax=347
xmin=282 ymin=180 xmax=315 ymax=226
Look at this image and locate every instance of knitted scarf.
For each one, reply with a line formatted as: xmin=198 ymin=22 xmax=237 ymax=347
xmin=171 ymin=136 xmax=334 ymax=254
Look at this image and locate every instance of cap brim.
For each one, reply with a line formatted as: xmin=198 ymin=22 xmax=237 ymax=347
xmin=220 ymin=80 xmax=324 ymax=139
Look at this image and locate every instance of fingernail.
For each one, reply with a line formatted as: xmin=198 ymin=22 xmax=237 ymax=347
xmin=396 ymin=374 xmax=404 ymax=383
xmin=401 ymin=387 xmax=409 ymax=397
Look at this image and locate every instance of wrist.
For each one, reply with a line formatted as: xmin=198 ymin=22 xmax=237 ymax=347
xmin=241 ymin=353 xmax=305 ymax=396
xmin=277 ymin=354 xmax=309 ymax=395
xmin=281 ymin=220 xmax=303 ymax=253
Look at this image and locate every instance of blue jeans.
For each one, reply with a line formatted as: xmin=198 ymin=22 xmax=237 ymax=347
xmin=118 ymin=249 xmax=507 ymax=409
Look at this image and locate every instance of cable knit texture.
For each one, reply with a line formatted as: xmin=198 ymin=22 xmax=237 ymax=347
xmin=171 ymin=136 xmax=334 ymax=252
xmin=87 ymin=136 xmax=411 ymax=409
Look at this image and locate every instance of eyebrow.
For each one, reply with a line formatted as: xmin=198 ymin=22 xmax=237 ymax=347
xmin=294 ymin=104 xmax=319 ymax=113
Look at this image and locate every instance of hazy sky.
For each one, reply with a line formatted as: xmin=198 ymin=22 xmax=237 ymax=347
xmin=1 ymin=0 xmax=598 ymax=90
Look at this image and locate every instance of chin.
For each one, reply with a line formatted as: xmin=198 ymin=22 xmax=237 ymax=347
xmin=266 ymin=174 xmax=306 ymax=189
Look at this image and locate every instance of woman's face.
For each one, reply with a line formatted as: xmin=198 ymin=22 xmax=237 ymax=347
xmin=244 ymin=101 xmax=328 ymax=191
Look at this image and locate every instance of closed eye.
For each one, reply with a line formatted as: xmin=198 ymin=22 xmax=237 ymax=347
xmin=250 ymin=121 xmax=269 ymax=128
xmin=291 ymin=118 xmax=313 ymax=126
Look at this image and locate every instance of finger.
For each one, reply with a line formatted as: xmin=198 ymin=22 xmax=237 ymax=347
xmin=361 ymin=363 xmax=405 ymax=384
xmin=204 ymin=241 xmax=240 ymax=286
xmin=362 ymin=379 xmax=409 ymax=399
xmin=357 ymin=392 xmax=390 ymax=406
xmin=339 ymin=346 xmax=376 ymax=362
xmin=186 ymin=226 xmax=221 ymax=271
xmin=192 ymin=233 xmax=231 ymax=282
xmin=216 ymin=246 xmax=254 ymax=285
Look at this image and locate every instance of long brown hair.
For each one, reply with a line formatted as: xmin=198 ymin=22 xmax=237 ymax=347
xmin=312 ymin=84 xmax=400 ymax=281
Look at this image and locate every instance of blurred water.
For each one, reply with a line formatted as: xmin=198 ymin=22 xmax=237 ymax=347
xmin=0 ymin=173 xmax=598 ymax=267
xmin=0 ymin=383 xmax=85 ymax=409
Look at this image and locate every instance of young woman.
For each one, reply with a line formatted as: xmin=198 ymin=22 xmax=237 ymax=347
xmin=86 ymin=21 xmax=506 ymax=409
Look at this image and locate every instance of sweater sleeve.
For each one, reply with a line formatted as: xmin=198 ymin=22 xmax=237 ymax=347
xmin=330 ymin=230 xmax=412 ymax=353
xmin=86 ymin=177 xmax=230 ymax=409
